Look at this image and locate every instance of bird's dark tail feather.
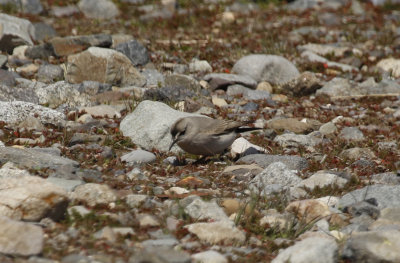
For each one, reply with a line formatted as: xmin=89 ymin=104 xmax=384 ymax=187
xmin=236 ymin=127 xmax=263 ymax=133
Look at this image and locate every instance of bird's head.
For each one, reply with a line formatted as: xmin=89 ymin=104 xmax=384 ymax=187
xmin=169 ymin=118 xmax=188 ymax=151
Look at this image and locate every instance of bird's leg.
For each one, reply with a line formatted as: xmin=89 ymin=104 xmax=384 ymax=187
xmin=193 ymin=155 xmax=209 ymax=165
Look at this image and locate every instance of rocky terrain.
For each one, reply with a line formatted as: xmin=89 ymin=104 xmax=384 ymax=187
xmin=0 ymin=0 xmax=400 ymax=262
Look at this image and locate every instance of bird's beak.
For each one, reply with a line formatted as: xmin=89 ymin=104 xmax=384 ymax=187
xmin=168 ymin=133 xmax=180 ymax=151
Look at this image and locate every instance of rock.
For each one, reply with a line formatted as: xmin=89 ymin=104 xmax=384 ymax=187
xmin=165 ymin=74 xmax=202 ymax=93
xmin=250 ymin=162 xmax=302 ymax=195
xmin=316 ymin=77 xmax=400 ymax=98
xmin=286 ymin=199 xmax=332 ymax=224
xmin=232 ymin=54 xmax=300 ymax=85
xmin=36 ymin=64 xmax=64 ymax=83
xmin=25 ymin=43 xmax=56 ymax=60
xmin=273 ymin=132 xmax=323 ymax=149
xmin=272 ymin=237 xmax=338 ymax=263
xmin=129 ymin=246 xmax=191 ymax=263
xmin=33 ymin=22 xmax=56 ymax=41
xmin=287 ymin=0 xmax=319 ymax=11
xmin=16 ymin=63 xmax=39 ymax=77
xmin=230 ymin=137 xmax=266 ymax=158
xmin=0 ymin=163 xmax=69 ymax=221
xmin=339 ymin=147 xmax=376 ymax=160
xmin=267 ymin=118 xmax=314 ymax=134
xmin=301 ymin=50 xmax=356 ymax=72
xmin=71 ymin=183 xmax=117 ymax=207
xmin=80 ymin=105 xmax=121 ymax=118
xmin=18 ymin=0 xmax=43 ymax=15
xmin=342 ymin=230 xmax=400 ymax=262
xmin=338 ymin=185 xmax=400 ymax=210
xmin=51 ymin=5 xmax=80 ymax=17
xmin=319 ymin=122 xmax=337 ymax=135
xmin=18 ymin=116 xmax=45 ymax=131
xmin=192 ymin=250 xmax=228 ymax=263
xmin=237 ymin=154 xmax=308 ymax=170
xmin=211 ymin=96 xmax=228 ymax=107
xmin=377 ymin=58 xmax=400 ymax=78
xmin=260 ymin=209 xmax=294 ymax=230
xmin=50 ymin=34 xmax=112 ymax=57
xmin=120 ymin=100 xmax=202 ymax=152
xmin=297 ymin=170 xmax=348 ymax=191
xmin=298 ymin=43 xmax=351 ymax=57
xmin=46 ymin=177 xmax=84 ymax=192
xmin=121 ymin=149 xmax=156 ymax=165
xmin=125 ymin=194 xmax=150 ymax=208
xmin=115 ymin=39 xmax=149 ymax=66
xmin=143 ymin=85 xmax=197 ymax=103
xmin=184 ymin=198 xmax=229 ymax=222
xmin=203 ymin=73 xmax=257 ymax=90
xmin=185 ymin=221 xmax=245 ymax=245
xmin=281 ymin=71 xmax=323 ymax=96
xmin=339 ymin=127 xmax=364 ymax=141
xmin=35 ymin=81 xmax=93 ymax=109
xmin=0 ymin=216 xmax=43 ymax=256
xmin=142 ymin=69 xmax=165 ymax=87
xmin=166 ymin=187 xmax=189 ymax=195
xmin=66 ymin=47 xmax=145 ymax=87
xmin=137 ymin=213 xmax=160 ymax=227
xmin=189 ymin=59 xmax=212 ymax=73
xmin=78 ymin=0 xmax=119 ymax=19
xmin=226 ymin=84 xmax=271 ymax=101
xmin=370 ymin=172 xmax=400 ymax=185
xmin=0 ymin=69 xmax=16 ymax=87
xmin=0 ymin=13 xmax=34 ymax=53
xmin=68 ymin=133 xmax=105 ymax=146
xmin=0 ymin=147 xmax=78 ymax=175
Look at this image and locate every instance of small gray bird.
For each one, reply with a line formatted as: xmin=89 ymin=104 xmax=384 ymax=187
xmin=169 ymin=116 xmax=261 ymax=156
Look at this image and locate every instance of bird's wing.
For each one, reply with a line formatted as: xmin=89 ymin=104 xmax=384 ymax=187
xmin=209 ymin=119 xmax=248 ymax=135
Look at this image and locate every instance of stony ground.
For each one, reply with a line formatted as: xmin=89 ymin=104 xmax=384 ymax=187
xmin=0 ymin=0 xmax=400 ymax=262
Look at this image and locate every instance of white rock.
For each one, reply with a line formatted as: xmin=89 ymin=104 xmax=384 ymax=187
xmin=185 ymin=198 xmax=229 ymax=222
xmin=186 ymin=221 xmax=245 ymax=245
xmin=192 ymin=250 xmax=228 ymax=263
xmin=377 ymin=58 xmax=400 ymax=78
xmin=230 ymin=137 xmax=266 ymax=158
xmin=80 ymin=105 xmax=121 ymax=118
xmin=166 ymin=187 xmax=190 ymax=195
xmin=70 ymin=183 xmax=117 ymax=207
xmin=297 ymin=171 xmax=348 ymax=190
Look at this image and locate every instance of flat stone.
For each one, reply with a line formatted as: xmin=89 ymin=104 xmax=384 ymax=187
xmin=342 ymin=230 xmax=400 ymax=262
xmin=338 ymin=185 xmax=400 ymax=210
xmin=78 ymin=0 xmax=119 ymax=19
xmin=186 ymin=221 xmax=246 ymax=245
xmin=0 ymin=163 xmax=69 ymax=221
xmin=71 ymin=183 xmax=117 ymax=207
xmin=232 ymin=54 xmax=299 ymax=85
xmin=66 ymin=47 xmax=145 ymax=87
xmin=50 ymin=34 xmax=112 ymax=56
xmin=81 ymin=105 xmax=121 ymax=118
xmin=297 ymin=170 xmax=348 ymax=191
xmin=203 ymin=73 xmax=257 ymax=90
xmin=0 ymin=216 xmax=43 ymax=256
xmin=272 ymin=237 xmax=338 ymax=263
xmin=237 ymin=154 xmax=309 ymax=171
xmin=267 ymin=118 xmax=314 ymax=134
xmin=121 ymin=149 xmax=156 ymax=165
xmin=184 ymin=198 xmax=229 ymax=222
xmin=192 ymin=250 xmax=228 ymax=263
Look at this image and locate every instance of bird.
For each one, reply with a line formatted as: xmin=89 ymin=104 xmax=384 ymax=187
xmin=169 ymin=116 xmax=262 ymax=156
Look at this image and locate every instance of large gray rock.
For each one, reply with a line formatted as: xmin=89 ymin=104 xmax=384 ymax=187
xmin=272 ymin=237 xmax=338 ymax=263
xmin=237 ymin=154 xmax=309 ymax=170
xmin=120 ymin=100 xmax=202 ymax=152
xmin=0 ymin=147 xmax=79 ymax=180
xmin=115 ymin=39 xmax=149 ymax=66
xmin=0 ymin=101 xmax=65 ymax=125
xmin=232 ymin=54 xmax=300 ymax=85
xmin=0 ymin=216 xmax=43 ymax=256
xmin=0 ymin=13 xmax=34 ymax=53
xmin=70 ymin=183 xmax=117 ymax=207
xmin=78 ymin=0 xmax=119 ymax=19
xmin=66 ymin=47 xmax=146 ymax=87
xmin=338 ymin=185 xmax=400 ymax=210
xmin=0 ymin=163 xmax=69 ymax=221
xmin=342 ymin=230 xmax=400 ymax=262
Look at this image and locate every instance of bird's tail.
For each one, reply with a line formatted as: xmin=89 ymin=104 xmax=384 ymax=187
xmin=236 ymin=127 xmax=263 ymax=133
